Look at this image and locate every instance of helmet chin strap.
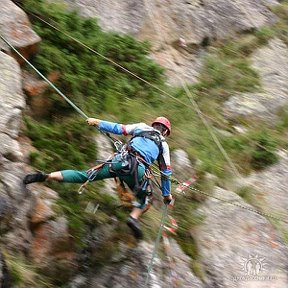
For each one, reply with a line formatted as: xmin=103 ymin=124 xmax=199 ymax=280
xmin=162 ymin=129 xmax=168 ymax=137
xmin=152 ymin=123 xmax=168 ymax=136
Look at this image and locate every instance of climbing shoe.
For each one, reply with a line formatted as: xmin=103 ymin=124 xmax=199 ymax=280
xmin=23 ymin=172 xmax=48 ymax=184
xmin=126 ymin=216 xmax=143 ymax=240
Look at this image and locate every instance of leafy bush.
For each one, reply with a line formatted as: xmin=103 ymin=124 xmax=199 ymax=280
xmin=25 ymin=116 xmax=96 ymax=172
xmin=254 ymin=26 xmax=276 ymax=44
xmin=5 ymin=253 xmax=52 ymax=288
xmin=24 ymin=0 xmax=165 ymax=117
xmin=19 ymin=1 xmax=288 ymax=277
xmin=270 ymin=1 xmax=288 ymax=45
xmin=251 ymin=131 xmax=278 ymax=170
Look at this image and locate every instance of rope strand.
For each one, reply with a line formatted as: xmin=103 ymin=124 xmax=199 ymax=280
xmin=144 ymin=204 xmax=169 ymax=287
xmin=149 ymin=166 xmax=288 ymax=224
xmin=0 ymin=34 xmax=121 ymax=149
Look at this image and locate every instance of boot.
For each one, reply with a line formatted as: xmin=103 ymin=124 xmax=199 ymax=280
xmin=126 ymin=216 xmax=143 ymax=240
xmin=23 ymin=172 xmax=48 ymax=184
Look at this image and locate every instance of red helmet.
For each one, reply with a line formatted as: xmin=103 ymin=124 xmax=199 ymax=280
xmin=152 ymin=116 xmax=171 ymax=136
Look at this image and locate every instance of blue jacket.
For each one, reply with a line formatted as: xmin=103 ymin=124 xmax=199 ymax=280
xmin=99 ymin=120 xmax=172 ymax=196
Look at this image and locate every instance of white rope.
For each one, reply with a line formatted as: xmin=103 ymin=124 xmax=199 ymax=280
xmin=142 ymin=0 xmax=243 ymax=179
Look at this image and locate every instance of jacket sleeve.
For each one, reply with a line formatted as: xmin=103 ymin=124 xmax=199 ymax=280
xmin=99 ymin=120 xmax=147 ymax=135
xmin=159 ymin=142 xmax=172 ymax=197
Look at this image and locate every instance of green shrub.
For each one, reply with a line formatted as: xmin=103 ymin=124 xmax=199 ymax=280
xmin=24 ymin=0 xmax=165 ymax=117
xmin=254 ymin=26 xmax=275 ymax=44
xmin=270 ymin=1 xmax=288 ymax=45
xmin=5 ymin=253 xmax=53 ymax=288
xmin=198 ymin=54 xmax=260 ymax=101
xmin=25 ymin=116 xmax=96 ymax=171
xmin=19 ymin=0 xmax=288 ymax=273
xmin=251 ymin=131 xmax=278 ymax=170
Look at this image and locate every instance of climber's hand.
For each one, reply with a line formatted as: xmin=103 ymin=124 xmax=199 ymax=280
xmin=87 ymin=118 xmax=100 ymax=127
xmin=163 ymin=194 xmax=173 ymax=205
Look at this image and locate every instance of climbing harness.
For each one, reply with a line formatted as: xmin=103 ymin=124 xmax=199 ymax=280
xmin=77 ymin=146 xmax=155 ymax=209
xmin=129 ymin=130 xmax=163 ymax=149
xmin=2 ymin=5 xmax=286 ymax=217
xmin=14 ymin=3 xmax=281 ymax=177
xmin=78 ymin=162 xmax=107 ymax=194
xmin=3 ymin=7 xmax=288 ymax=285
xmin=128 ymin=130 xmax=164 ymax=159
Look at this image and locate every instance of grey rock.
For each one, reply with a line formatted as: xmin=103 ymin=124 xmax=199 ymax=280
xmin=0 ymin=0 xmax=41 ymax=52
xmin=59 ymin=0 xmax=277 ymax=86
xmin=194 ymin=187 xmax=288 ymax=287
xmin=94 ymin=134 xmax=117 ymax=196
xmin=0 ymin=51 xmax=25 ymax=139
xmin=88 ymin=241 xmax=203 ymax=288
xmin=61 ymin=0 xmax=146 ymax=35
xmin=0 ymin=252 xmax=11 ymax=288
xmin=0 ymin=195 xmax=13 ymax=234
xmin=91 ymin=220 xmax=118 ymax=249
xmin=69 ymin=275 xmax=87 ymax=288
xmin=0 ymin=196 xmax=12 ymax=219
xmin=3 ymin=226 xmax=33 ymax=253
xmin=224 ymin=38 xmax=288 ymax=120
xmin=244 ymin=150 xmax=288 ymax=229
xmin=0 ymin=3 xmax=37 ymax=256
xmin=171 ymin=148 xmax=194 ymax=180
xmin=61 ymin=0 xmax=277 ymax=45
xmin=163 ymin=238 xmax=204 ymax=288
xmin=146 ymin=43 xmax=205 ymax=87
xmin=0 ymin=133 xmax=23 ymax=162
xmin=0 ymin=161 xmax=27 ymax=202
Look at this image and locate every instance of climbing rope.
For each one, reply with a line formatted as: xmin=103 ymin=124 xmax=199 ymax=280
xmin=149 ymin=166 xmax=288 ymax=224
xmin=142 ymin=0 xmax=242 ymax=179
xmin=17 ymin=3 xmax=279 ymax=161
xmin=4 ymin=5 xmax=288 ymax=284
xmin=18 ymin=2 xmax=285 ymax=162
xmin=15 ymin=3 xmax=215 ymax=114
xmin=144 ymin=203 xmax=169 ymax=287
xmin=0 ymin=34 xmax=122 ymax=152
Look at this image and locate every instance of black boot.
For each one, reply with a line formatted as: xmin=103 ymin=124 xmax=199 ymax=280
xmin=23 ymin=172 xmax=48 ymax=184
xmin=126 ymin=216 xmax=143 ymax=240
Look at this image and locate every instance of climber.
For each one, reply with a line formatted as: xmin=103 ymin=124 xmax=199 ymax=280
xmin=23 ymin=117 xmax=173 ymax=240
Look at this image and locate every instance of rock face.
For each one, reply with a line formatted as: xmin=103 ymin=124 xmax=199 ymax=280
xmin=0 ymin=0 xmax=41 ymax=60
xmin=61 ymin=0 xmax=278 ymax=85
xmin=0 ymin=51 xmax=25 ymax=139
xmin=94 ymin=134 xmax=116 ymax=196
xmin=29 ymin=216 xmax=77 ymax=281
xmin=63 ymin=0 xmax=146 ymax=36
xmin=224 ymin=38 xmax=288 ymax=120
xmin=244 ymin=150 xmax=288 ymax=229
xmin=0 ymin=50 xmax=32 ymax=253
xmin=84 ymin=241 xmax=203 ymax=288
xmin=0 ymin=253 xmax=10 ymax=288
xmin=194 ymin=187 xmax=288 ymax=288
xmin=62 ymin=0 xmax=277 ymax=44
xmin=0 ymin=12 xmax=75 ymax=282
xmin=171 ymin=148 xmax=194 ymax=180
xmin=1 ymin=1 xmax=288 ymax=287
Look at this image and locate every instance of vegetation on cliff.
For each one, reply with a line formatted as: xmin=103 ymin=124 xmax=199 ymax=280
xmin=9 ymin=0 xmax=288 ymax=286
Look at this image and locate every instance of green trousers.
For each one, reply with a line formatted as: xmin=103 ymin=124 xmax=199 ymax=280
xmin=60 ymin=154 xmax=147 ymax=209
